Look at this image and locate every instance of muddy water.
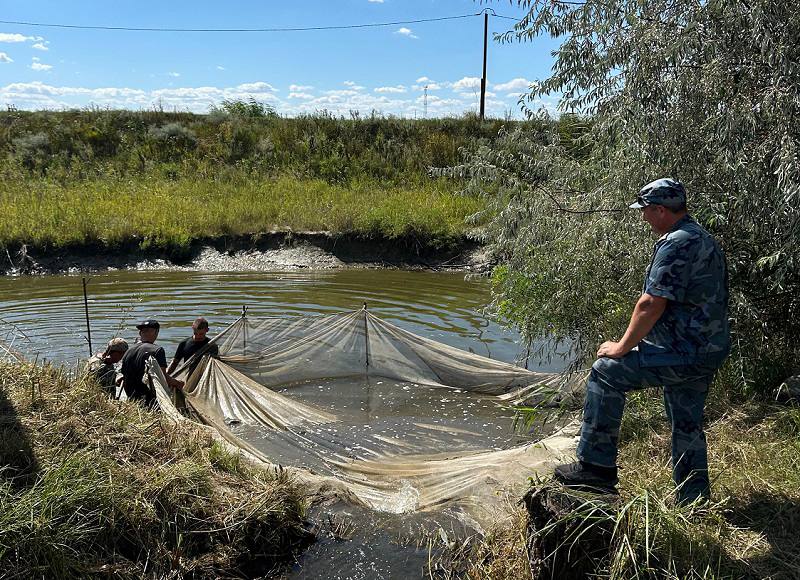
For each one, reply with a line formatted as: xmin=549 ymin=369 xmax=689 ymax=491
xmin=0 ymin=269 xmax=562 ymax=578
xmin=0 ymin=269 xmax=560 ymax=370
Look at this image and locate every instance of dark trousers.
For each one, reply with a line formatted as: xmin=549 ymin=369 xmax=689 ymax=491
xmin=576 ymin=351 xmax=718 ymax=503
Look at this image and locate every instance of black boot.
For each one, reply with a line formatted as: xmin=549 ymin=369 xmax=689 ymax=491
xmin=554 ymin=461 xmax=619 ymax=494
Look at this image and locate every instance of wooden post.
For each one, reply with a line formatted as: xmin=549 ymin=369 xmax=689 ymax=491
xmin=82 ymin=277 xmax=93 ymax=357
xmin=363 ymin=303 xmax=370 ymax=369
xmin=241 ymin=305 xmax=248 ymax=356
xmin=524 ymin=484 xmax=617 ymax=578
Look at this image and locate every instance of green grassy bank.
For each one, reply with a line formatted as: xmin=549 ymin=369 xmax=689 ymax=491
xmin=0 ymin=361 xmax=311 ymax=578
xmin=0 ymin=174 xmax=483 ymax=253
xmin=0 ymin=108 xmax=520 ymax=255
xmin=435 ymin=381 xmax=800 ymax=579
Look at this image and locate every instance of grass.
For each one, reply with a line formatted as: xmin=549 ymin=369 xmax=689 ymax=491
xmin=434 ymin=385 xmax=800 ymax=579
xmin=0 ymin=107 xmax=548 ymax=255
xmin=0 ymin=361 xmax=312 ymax=578
xmin=0 ymin=174 xmax=484 ymax=253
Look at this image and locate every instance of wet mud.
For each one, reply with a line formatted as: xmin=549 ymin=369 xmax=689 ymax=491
xmin=1 ymin=232 xmax=490 ymax=275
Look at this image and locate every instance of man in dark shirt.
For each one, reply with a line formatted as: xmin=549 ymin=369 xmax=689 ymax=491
xmin=121 ymin=319 xmax=184 ymax=407
xmin=167 ymin=317 xmax=219 ymax=377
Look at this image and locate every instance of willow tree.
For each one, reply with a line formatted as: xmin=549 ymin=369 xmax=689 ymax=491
xmin=456 ymin=0 xmax=799 ymax=390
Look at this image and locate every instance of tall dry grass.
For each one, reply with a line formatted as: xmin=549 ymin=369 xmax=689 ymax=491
xmin=434 ymin=387 xmax=800 ymax=579
xmin=0 ymin=175 xmax=484 ymax=252
xmin=0 ymin=361 xmax=311 ymax=578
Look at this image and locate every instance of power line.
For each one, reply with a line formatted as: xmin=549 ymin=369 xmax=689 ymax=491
xmin=0 ymin=13 xmax=492 ymax=33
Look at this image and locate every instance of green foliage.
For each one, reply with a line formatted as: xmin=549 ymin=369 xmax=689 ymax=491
xmin=0 ymin=108 xmax=519 ymax=185
xmin=146 ymin=122 xmax=198 ymax=162
xmin=0 ymin=175 xmax=481 ymax=252
xmin=0 ymin=107 xmax=518 ymax=252
xmin=12 ymin=132 xmax=51 ymax=172
xmin=459 ymin=0 xmax=800 ymax=389
xmin=212 ymin=97 xmax=277 ymax=119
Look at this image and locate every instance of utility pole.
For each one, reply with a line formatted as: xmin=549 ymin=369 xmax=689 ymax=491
xmin=423 ymin=85 xmax=428 ymax=119
xmin=479 ymin=11 xmax=488 ymax=121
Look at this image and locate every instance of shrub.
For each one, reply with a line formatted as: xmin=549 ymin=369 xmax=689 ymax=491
xmin=146 ymin=122 xmax=197 ymax=162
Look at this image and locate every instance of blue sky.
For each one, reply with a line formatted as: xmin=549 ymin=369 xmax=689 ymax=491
xmin=0 ymin=0 xmax=561 ymax=117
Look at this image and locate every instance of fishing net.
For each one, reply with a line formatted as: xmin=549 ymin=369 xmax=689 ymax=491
xmin=148 ymin=308 xmax=581 ymax=513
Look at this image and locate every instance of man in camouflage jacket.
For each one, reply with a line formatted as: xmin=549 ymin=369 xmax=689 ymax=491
xmin=555 ymin=178 xmax=730 ymax=505
xmin=86 ymin=337 xmax=129 ymax=398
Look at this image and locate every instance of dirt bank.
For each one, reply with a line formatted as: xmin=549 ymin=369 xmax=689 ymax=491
xmin=1 ymin=231 xmax=491 ymax=275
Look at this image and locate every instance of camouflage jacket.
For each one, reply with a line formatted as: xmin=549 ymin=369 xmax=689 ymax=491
xmin=640 ymin=215 xmax=730 ymax=367
xmin=86 ymin=354 xmax=118 ymax=395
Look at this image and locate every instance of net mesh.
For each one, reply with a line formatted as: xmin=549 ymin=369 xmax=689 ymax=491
xmin=149 ymin=309 xmax=580 ymax=513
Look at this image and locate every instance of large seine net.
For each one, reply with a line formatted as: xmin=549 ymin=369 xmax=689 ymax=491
xmin=149 ymin=309 xmax=580 ymax=514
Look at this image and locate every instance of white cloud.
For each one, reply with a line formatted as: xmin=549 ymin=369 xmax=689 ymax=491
xmin=31 ymin=42 xmax=48 ymax=51
xmin=0 ymin=52 xmax=12 ymax=63
xmin=493 ymin=77 xmax=532 ymax=92
xmin=31 ymin=62 xmax=52 ymax=71
xmin=342 ymin=80 xmax=364 ymax=90
xmin=168 ymin=72 xmax=181 ymax=77
xmin=0 ymin=33 xmax=38 ymax=43
xmin=413 ymin=81 xmax=442 ymax=91
xmin=216 ymin=65 xmax=225 ymax=70
xmin=236 ymin=81 xmax=278 ymax=93
xmin=395 ymin=27 xmax=417 ymax=39
xmin=32 ymin=56 xmax=40 ymax=62
xmin=0 ymin=78 xmax=536 ymax=119
xmin=374 ymin=85 xmax=406 ymax=94
xmin=324 ymin=89 xmax=360 ymax=98
xmin=368 ymin=0 xmax=384 ymax=3
xmin=452 ymin=76 xmax=481 ymax=93
xmin=289 ymin=84 xmax=313 ymax=91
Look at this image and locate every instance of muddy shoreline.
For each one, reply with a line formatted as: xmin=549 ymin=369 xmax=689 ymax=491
xmin=2 ymin=231 xmax=492 ymax=275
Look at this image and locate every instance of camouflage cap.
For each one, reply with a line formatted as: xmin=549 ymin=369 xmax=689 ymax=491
xmin=629 ymin=178 xmax=686 ymax=209
xmin=106 ymin=337 xmax=129 ymax=353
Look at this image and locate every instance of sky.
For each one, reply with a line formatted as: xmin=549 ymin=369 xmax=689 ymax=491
xmin=0 ymin=0 xmax=561 ymax=118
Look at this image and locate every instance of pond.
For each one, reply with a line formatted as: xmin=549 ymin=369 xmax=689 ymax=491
xmin=0 ymin=268 xmax=567 ymax=578
xmin=0 ymin=269 xmax=560 ymax=371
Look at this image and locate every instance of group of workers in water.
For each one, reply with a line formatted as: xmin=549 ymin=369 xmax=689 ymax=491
xmin=86 ymin=316 xmax=218 ymax=406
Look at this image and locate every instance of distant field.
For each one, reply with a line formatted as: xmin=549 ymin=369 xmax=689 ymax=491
xmin=0 ymin=175 xmax=485 ymax=251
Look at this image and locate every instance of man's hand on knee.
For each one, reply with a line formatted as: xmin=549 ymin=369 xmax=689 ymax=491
xmin=597 ymin=341 xmax=628 ymax=359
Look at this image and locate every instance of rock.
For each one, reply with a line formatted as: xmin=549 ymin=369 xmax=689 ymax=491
xmin=523 ymin=483 xmax=618 ymax=579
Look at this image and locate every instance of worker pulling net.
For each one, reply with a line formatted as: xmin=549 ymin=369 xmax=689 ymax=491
xmin=151 ymin=308 xmax=580 ymax=513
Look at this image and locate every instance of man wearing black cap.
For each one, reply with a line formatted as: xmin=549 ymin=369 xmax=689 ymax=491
xmin=554 ymin=178 xmax=730 ymax=505
xmin=120 ymin=319 xmax=184 ymax=407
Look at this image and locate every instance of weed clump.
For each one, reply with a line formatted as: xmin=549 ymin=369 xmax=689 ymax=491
xmin=0 ymin=361 xmax=311 ymax=578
